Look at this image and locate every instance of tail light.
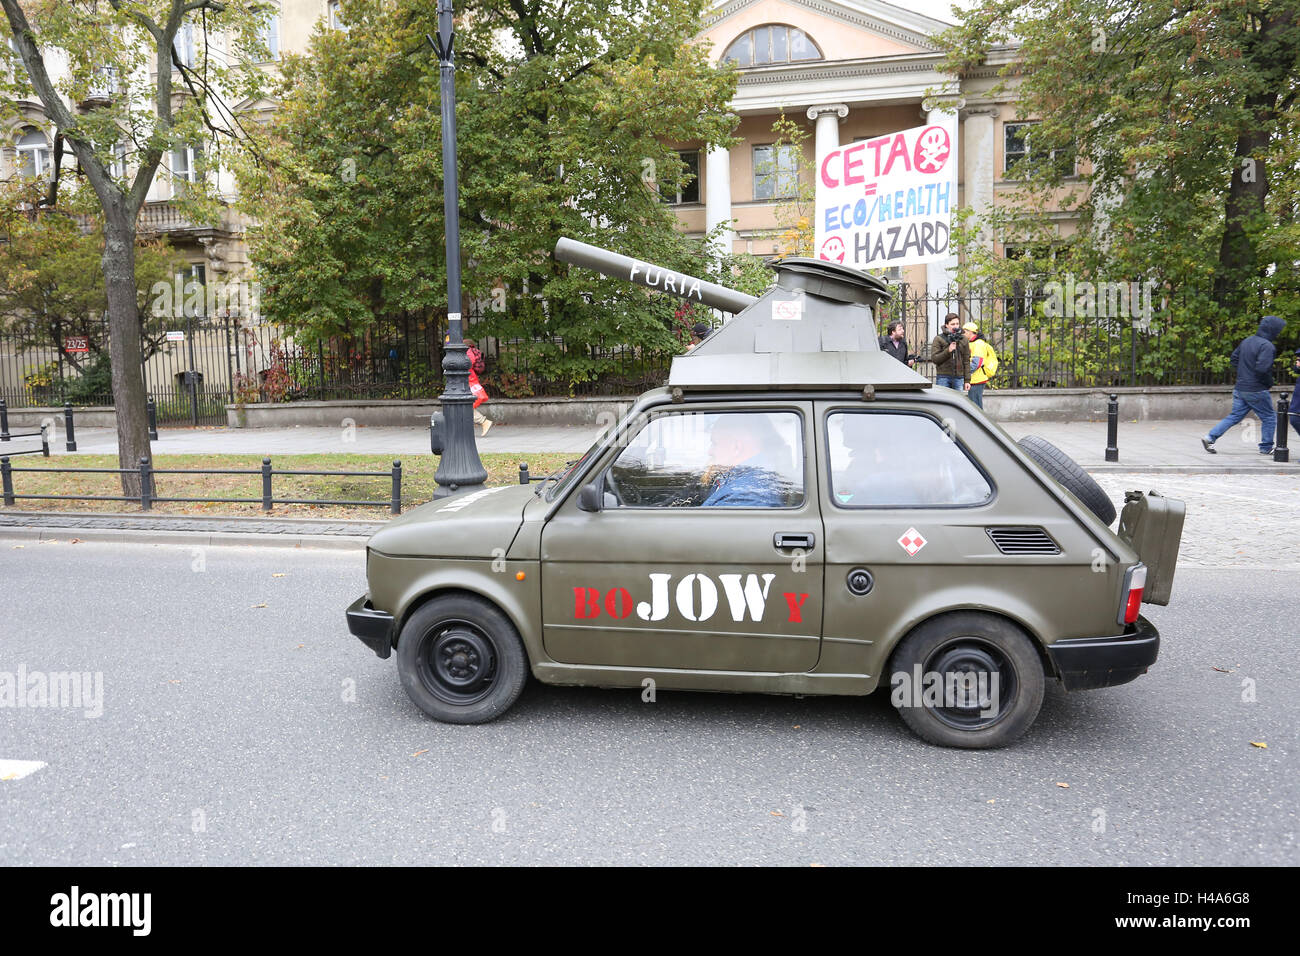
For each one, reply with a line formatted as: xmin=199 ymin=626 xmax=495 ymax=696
xmin=1119 ymin=564 xmax=1147 ymax=625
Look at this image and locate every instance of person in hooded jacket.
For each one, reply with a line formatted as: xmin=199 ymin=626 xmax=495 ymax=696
xmin=1202 ymin=315 xmax=1286 ymax=455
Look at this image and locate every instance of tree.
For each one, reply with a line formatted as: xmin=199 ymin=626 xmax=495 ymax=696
xmin=1 ymin=0 xmax=270 ymax=491
xmin=0 ymin=180 xmax=184 ymax=400
xmin=938 ymin=1 xmax=1300 ymax=348
xmin=235 ymin=0 xmax=742 ymax=391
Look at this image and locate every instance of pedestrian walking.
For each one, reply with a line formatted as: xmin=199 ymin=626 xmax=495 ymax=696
xmin=929 ymin=312 xmax=971 ymax=394
xmin=964 ymin=321 xmax=998 ymax=409
xmin=880 ymin=321 xmax=915 ymax=366
xmin=463 ymin=337 xmax=494 ymax=437
xmin=1201 ymin=315 xmax=1286 ymax=455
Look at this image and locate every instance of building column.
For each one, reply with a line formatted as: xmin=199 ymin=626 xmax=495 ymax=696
xmin=961 ymin=106 xmax=998 ymax=328
xmin=705 ymin=144 xmax=734 ymax=261
xmin=924 ymin=101 xmax=961 ymax=335
xmin=806 ymin=103 xmax=848 ymax=177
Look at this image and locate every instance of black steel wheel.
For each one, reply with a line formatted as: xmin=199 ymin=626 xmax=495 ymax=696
xmin=887 ymin=612 xmax=1045 ymax=749
xmin=396 ymin=594 xmax=529 ymax=724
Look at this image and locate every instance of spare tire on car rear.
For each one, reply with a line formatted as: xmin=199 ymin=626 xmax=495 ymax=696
xmin=1017 ymin=435 xmax=1117 ymax=525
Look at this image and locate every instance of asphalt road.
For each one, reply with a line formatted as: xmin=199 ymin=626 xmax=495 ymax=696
xmin=0 ymin=539 xmax=1294 ymax=866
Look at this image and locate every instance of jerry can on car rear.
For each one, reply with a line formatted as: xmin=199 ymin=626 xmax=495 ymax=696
xmin=1117 ymin=491 xmax=1185 ymax=606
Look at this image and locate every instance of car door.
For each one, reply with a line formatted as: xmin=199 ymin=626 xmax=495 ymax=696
xmin=539 ymin=403 xmax=824 ymax=672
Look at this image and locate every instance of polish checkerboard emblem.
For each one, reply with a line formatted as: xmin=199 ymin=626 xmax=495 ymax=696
xmin=898 ymin=528 xmax=926 ymax=556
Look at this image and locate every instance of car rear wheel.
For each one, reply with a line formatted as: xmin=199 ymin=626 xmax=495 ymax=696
xmin=888 ymin=612 xmax=1045 ymax=749
xmin=396 ymin=594 xmax=529 ymax=724
xmin=1017 ymin=434 xmax=1117 ymax=525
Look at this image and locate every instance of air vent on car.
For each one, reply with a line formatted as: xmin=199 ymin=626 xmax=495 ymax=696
xmin=986 ymin=526 xmax=1060 ymax=555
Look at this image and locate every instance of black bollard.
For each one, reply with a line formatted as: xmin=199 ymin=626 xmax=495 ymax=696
xmin=63 ymin=404 xmax=77 ymax=452
xmin=0 ymin=398 xmax=9 ymax=441
xmin=139 ymin=457 xmax=152 ymax=511
xmin=1275 ymin=393 xmax=1290 ymax=464
xmin=1105 ymin=393 xmax=1119 ymax=463
xmin=40 ymin=423 xmax=49 ymax=457
xmin=147 ymin=395 xmax=159 ymax=441
xmin=1 ymin=456 xmax=13 ymax=506
xmin=261 ymin=457 xmax=273 ymax=511
xmin=519 ymin=462 xmax=530 ymax=485
xmin=391 ymin=460 xmax=402 ymax=515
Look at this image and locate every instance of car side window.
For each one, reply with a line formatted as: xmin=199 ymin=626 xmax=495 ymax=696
xmin=827 ymin=411 xmax=992 ymax=507
xmin=605 ymin=410 xmax=804 ymax=508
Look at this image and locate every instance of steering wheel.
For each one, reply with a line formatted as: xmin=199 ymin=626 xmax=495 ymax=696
xmin=604 ymin=468 xmax=642 ymax=506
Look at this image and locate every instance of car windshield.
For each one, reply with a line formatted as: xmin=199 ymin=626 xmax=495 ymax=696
xmin=542 ymin=438 xmax=603 ymax=502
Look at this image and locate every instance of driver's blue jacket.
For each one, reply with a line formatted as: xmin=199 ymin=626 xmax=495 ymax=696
xmin=703 ymin=460 xmax=786 ymax=508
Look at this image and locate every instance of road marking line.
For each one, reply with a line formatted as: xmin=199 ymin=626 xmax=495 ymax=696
xmin=0 ymin=759 xmax=47 ymax=781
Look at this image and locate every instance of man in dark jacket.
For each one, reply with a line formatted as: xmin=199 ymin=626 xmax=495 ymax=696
xmin=929 ymin=313 xmax=971 ymax=393
xmin=1202 ymin=315 xmax=1286 ymax=454
xmin=880 ymin=321 xmax=914 ymax=366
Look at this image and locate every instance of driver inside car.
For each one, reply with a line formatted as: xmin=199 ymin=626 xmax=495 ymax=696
xmin=701 ymin=415 xmax=791 ymax=508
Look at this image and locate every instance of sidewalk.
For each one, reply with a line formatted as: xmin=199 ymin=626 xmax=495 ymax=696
xmin=19 ymin=418 xmax=1297 ymax=473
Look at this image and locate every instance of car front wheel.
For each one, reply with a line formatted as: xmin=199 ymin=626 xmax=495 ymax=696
xmin=396 ymin=594 xmax=529 ymax=724
xmin=887 ymin=612 xmax=1045 ymax=749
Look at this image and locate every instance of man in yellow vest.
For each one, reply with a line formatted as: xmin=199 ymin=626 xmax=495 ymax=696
xmin=964 ymin=321 xmax=999 ymax=409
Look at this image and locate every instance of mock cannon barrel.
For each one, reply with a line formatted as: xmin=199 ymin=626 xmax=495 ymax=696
xmin=554 ymin=237 xmax=758 ymax=314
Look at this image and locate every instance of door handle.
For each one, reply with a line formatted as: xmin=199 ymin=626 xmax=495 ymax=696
xmin=774 ymin=532 xmax=815 ymax=550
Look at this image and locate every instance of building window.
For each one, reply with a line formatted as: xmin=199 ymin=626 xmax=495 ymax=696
xmin=173 ymin=21 xmax=197 ymax=68
xmin=171 ymin=144 xmax=203 ymax=193
xmin=15 ymin=127 xmax=53 ymax=180
xmin=109 ymin=143 xmax=128 ymax=181
xmin=259 ymin=10 xmax=281 ymax=61
xmin=723 ymin=25 xmax=821 ymax=67
xmin=1004 ymin=122 xmax=1076 ymax=178
xmin=667 ymin=150 xmax=700 ymax=205
xmin=328 ymin=1 xmax=347 ymax=31
xmin=177 ymin=264 xmax=206 ymax=317
xmin=753 ymin=144 xmax=799 ymax=201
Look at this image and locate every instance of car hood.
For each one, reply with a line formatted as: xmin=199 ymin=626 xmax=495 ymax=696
xmin=366 ymin=483 xmax=534 ymax=558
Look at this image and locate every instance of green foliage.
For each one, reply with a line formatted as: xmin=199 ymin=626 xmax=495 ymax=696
xmin=235 ymin=0 xmax=741 ymax=388
xmin=936 ymin=0 xmax=1300 ymax=368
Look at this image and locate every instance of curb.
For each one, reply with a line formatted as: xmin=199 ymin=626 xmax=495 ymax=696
xmin=0 ymin=526 xmax=367 ymax=551
xmin=1086 ymin=465 xmax=1298 ymax=474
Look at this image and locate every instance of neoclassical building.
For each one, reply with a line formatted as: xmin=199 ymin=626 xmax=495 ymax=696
xmin=674 ymin=0 xmax=1033 ymax=299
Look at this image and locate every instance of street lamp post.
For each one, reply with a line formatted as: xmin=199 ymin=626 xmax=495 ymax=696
xmin=429 ymin=0 xmax=486 ymax=498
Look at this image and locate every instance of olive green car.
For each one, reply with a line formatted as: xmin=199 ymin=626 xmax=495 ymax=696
xmin=345 ymin=241 xmax=1184 ymax=748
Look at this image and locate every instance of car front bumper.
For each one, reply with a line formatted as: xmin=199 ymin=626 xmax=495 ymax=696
xmin=1046 ymin=615 xmax=1160 ymax=691
xmin=346 ymin=594 xmax=395 ymax=660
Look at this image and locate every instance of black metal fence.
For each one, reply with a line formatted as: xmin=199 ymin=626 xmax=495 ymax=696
xmin=0 ymin=455 xmax=403 ymax=513
xmin=0 ymin=284 xmax=1251 ymax=418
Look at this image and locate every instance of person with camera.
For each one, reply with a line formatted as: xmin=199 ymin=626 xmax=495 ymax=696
xmin=929 ymin=313 xmax=971 ymax=394
xmin=880 ymin=321 xmax=916 ymax=367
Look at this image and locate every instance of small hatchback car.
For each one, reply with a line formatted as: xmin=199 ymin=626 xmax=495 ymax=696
xmin=346 ymin=240 xmax=1184 ymax=748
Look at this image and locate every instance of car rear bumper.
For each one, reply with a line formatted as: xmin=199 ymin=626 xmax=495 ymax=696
xmin=1046 ymin=615 xmax=1160 ymax=691
xmin=347 ymin=594 xmax=395 ymax=660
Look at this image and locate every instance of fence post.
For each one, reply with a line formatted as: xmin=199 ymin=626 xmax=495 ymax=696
xmin=63 ymin=404 xmax=77 ymax=452
xmin=1105 ymin=394 xmax=1119 ymax=463
xmin=147 ymin=395 xmax=159 ymax=441
xmin=139 ymin=457 xmax=152 ymax=511
xmin=1275 ymin=393 xmax=1290 ymax=464
xmin=519 ymin=462 xmax=529 ymax=485
xmin=0 ymin=398 xmax=9 ymax=441
xmin=1 ymin=456 xmax=13 ymax=506
xmin=262 ymin=457 xmax=273 ymax=511
xmin=391 ymin=460 xmax=402 ymax=515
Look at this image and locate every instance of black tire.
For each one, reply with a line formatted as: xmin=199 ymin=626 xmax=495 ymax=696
xmin=396 ymin=594 xmax=529 ymax=724
xmin=1017 ymin=434 xmax=1117 ymax=525
xmin=888 ymin=612 xmax=1045 ymax=749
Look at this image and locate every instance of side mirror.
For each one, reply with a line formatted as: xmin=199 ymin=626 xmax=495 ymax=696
xmin=577 ymin=482 xmax=603 ymax=513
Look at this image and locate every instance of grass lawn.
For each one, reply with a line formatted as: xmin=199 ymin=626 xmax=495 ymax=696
xmin=0 ymin=452 xmax=574 ymax=520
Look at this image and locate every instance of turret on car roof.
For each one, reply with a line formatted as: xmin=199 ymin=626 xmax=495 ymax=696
xmin=553 ymin=237 xmax=930 ymax=392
